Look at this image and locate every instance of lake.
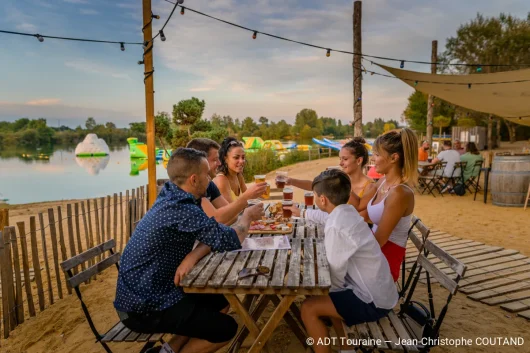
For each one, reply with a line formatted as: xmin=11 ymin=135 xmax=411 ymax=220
xmin=0 ymin=146 xmax=168 ymax=205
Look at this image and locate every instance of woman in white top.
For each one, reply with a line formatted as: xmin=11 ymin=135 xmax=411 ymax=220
xmin=362 ymin=128 xmax=418 ymax=281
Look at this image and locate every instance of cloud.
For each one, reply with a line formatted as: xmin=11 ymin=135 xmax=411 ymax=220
xmin=64 ymin=59 xmax=131 ymax=80
xmin=64 ymin=0 xmax=89 ymax=4
xmin=26 ymin=99 xmax=62 ymax=106
xmin=16 ymin=22 xmax=37 ymax=31
xmin=190 ymin=87 xmax=215 ymax=92
xmin=80 ymin=9 xmax=98 ymax=15
xmin=116 ymin=3 xmax=139 ymax=9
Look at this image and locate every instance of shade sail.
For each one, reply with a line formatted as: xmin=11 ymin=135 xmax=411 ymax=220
xmin=377 ymin=64 xmax=530 ymax=127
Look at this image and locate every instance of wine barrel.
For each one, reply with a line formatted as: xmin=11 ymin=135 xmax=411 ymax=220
xmin=491 ymin=154 xmax=530 ymax=207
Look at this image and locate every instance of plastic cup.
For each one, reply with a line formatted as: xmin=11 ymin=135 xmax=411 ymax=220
xmin=304 ymin=192 xmax=314 ymax=206
xmin=247 ymin=199 xmax=261 ymax=207
xmin=427 ymin=158 xmax=433 ymax=163
xmin=254 ymin=175 xmax=266 ymax=183
xmin=261 ymin=183 xmax=271 ymax=199
xmin=283 ymin=187 xmax=293 ymax=200
xmin=275 ymin=171 xmax=287 ymax=189
xmin=282 ymin=200 xmax=293 ymax=218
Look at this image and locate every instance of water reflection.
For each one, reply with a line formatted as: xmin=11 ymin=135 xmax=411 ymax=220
xmin=75 ymin=156 xmax=111 ymax=175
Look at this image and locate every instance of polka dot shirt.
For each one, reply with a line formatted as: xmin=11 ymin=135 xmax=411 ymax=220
xmin=114 ymin=181 xmax=241 ymax=313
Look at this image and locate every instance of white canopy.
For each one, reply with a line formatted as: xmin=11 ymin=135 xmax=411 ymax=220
xmin=377 ymin=64 xmax=530 ymax=127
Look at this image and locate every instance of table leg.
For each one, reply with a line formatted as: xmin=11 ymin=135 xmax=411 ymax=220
xmin=270 ymin=295 xmax=307 ymax=347
xmin=248 ymin=295 xmax=297 ymax=353
xmin=225 ymin=294 xmax=261 ymax=340
xmin=228 ymin=295 xmax=271 ymax=352
xmin=484 ymin=168 xmax=490 ymax=204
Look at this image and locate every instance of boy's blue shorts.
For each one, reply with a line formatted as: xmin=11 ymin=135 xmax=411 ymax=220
xmin=329 ymin=289 xmax=391 ymax=326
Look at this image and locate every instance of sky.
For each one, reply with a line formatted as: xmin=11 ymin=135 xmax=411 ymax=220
xmin=0 ymin=0 xmax=528 ymax=128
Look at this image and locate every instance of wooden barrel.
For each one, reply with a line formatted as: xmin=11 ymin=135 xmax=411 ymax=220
xmin=491 ymin=154 xmax=530 ymax=207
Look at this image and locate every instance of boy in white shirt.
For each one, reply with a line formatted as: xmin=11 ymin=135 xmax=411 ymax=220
xmin=300 ymin=170 xmax=398 ymax=353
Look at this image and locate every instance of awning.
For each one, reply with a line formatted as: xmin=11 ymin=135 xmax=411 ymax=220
xmin=377 ymin=64 xmax=530 ymax=127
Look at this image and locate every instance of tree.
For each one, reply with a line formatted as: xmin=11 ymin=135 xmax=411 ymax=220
xmin=241 ymin=117 xmax=259 ymax=135
xmin=403 ymin=91 xmax=428 ymax=133
xmin=294 ymin=109 xmax=320 ymax=134
xmin=259 ymin=116 xmax=269 ymax=126
xmin=85 ymin=117 xmax=96 ymax=130
xmin=105 ymin=122 xmax=116 ymax=129
xmin=433 ymin=115 xmax=452 ymax=137
xmin=172 ymin=97 xmax=206 ymax=136
xmin=155 ymin=111 xmax=171 ymax=150
xmin=383 ymin=123 xmax=396 ymax=133
xmin=129 ymin=122 xmax=146 ymax=135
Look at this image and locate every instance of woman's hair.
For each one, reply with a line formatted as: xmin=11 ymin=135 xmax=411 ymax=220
xmin=373 ymin=128 xmax=419 ymax=186
xmin=342 ymin=137 xmax=369 ymax=167
xmin=466 ymin=142 xmax=479 ymax=155
xmin=218 ymin=137 xmax=244 ymax=175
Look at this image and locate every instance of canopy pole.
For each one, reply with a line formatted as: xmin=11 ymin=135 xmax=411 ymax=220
xmin=353 ymin=1 xmax=363 ymax=137
xmin=426 ymin=40 xmax=437 ymax=147
xmin=142 ymin=0 xmax=157 ymax=207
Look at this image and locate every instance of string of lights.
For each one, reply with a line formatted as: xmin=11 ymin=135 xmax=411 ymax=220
xmin=163 ymin=0 xmax=530 ymax=69
xmin=0 ymin=29 xmax=142 ymax=51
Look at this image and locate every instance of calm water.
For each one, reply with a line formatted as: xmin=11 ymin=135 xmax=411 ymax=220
xmin=0 ymin=146 xmax=168 ymax=205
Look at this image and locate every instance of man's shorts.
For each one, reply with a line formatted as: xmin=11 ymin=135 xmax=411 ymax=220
xmin=117 ymin=294 xmax=237 ymax=343
xmin=329 ymin=289 xmax=391 ymax=327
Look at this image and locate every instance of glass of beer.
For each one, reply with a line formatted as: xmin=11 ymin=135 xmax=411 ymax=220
xmin=275 ymin=171 xmax=287 ymax=189
xmin=261 ymin=183 xmax=271 ymax=199
xmin=304 ymin=192 xmax=314 ymax=206
xmin=283 ymin=187 xmax=293 ymax=200
xmin=282 ymin=200 xmax=293 ymax=218
xmin=427 ymin=157 xmax=433 ymax=163
xmin=247 ymin=199 xmax=261 ymax=208
xmin=254 ymin=175 xmax=266 ymax=183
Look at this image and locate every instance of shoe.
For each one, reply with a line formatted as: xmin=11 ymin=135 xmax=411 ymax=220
xmin=441 ymin=185 xmax=451 ymax=194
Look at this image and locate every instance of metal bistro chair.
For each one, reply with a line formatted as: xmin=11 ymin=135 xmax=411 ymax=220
xmin=418 ymin=162 xmax=445 ymax=197
xmin=465 ymin=160 xmax=485 ymax=199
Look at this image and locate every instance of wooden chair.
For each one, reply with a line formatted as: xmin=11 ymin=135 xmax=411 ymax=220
xmin=342 ymin=239 xmax=467 ymax=353
xmin=60 ymin=239 xmax=164 ymax=353
xmin=525 ymin=182 xmax=530 ymax=210
xmin=399 ymin=216 xmax=430 ymax=298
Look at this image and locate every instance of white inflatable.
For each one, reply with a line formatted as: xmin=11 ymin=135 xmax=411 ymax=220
xmin=75 ymin=156 xmax=110 ymax=175
xmin=75 ymin=133 xmax=110 ymax=156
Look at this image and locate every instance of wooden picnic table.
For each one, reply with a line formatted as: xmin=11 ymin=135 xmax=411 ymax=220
xmin=181 ymin=214 xmax=330 ymax=353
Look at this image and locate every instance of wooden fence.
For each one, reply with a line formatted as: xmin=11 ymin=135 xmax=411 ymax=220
xmin=0 ymin=185 xmax=148 ymax=342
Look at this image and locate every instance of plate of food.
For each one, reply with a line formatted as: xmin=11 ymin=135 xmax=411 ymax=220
xmin=249 ymin=202 xmax=293 ymax=234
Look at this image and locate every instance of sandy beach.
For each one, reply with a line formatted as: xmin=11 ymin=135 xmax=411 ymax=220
xmin=2 ymin=154 xmax=530 ymax=353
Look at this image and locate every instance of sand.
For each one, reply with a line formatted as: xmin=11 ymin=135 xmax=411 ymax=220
xmin=2 ymin=154 xmax=530 ymax=353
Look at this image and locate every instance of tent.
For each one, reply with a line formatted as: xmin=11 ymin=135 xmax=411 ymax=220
xmin=377 ymin=64 xmax=530 ymax=127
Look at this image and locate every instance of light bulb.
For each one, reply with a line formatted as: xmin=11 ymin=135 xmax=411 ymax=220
xmin=400 ymin=60 xmax=404 ymax=69
xmin=120 ymin=42 xmax=125 ymax=51
xmin=152 ymin=14 xmax=160 ymax=20
xmin=252 ymin=31 xmax=257 ymax=39
xmin=181 ymin=8 xmax=185 ymax=15
xmin=36 ymin=34 xmax=44 ymax=42
xmin=326 ymin=49 xmax=331 ymax=57
xmin=414 ymin=81 xmax=418 ymax=87
xmin=468 ymin=83 xmax=472 ymax=89
xmin=138 ymin=60 xmax=144 ymax=65
xmin=160 ymin=30 xmax=166 ymax=42
xmin=143 ymin=41 xmax=149 ymax=49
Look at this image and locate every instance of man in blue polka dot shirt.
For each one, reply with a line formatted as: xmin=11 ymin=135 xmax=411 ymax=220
xmin=114 ymin=148 xmax=264 ymax=353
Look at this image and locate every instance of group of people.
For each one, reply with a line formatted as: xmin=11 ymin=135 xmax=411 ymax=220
xmin=113 ymin=128 xmax=420 ymax=353
xmin=419 ymin=139 xmax=483 ymax=193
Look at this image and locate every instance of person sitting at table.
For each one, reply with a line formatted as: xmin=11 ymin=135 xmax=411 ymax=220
xmin=114 ymin=148 xmax=264 ymax=353
xmin=454 ymin=139 xmax=466 ymax=155
xmin=418 ymin=140 xmax=430 ymax=162
xmin=300 ymin=170 xmax=398 ymax=353
xmin=431 ymin=140 xmax=461 ymax=193
xmin=286 ymin=137 xmax=376 ymax=210
xmin=187 ymin=138 xmax=267 ymax=225
xmin=213 ymin=137 xmax=249 ymax=203
xmin=460 ymin=142 xmax=483 ymax=182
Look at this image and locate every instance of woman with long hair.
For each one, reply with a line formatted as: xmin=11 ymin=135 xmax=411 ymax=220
xmin=460 ymin=142 xmax=483 ymax=182
xmin=362 ymin=128 xmax=418 ymax=281
xmin=287 ymin=137 xmax=376 ymax=215
xmin=213 ymin=137 xmax=256 ymax=203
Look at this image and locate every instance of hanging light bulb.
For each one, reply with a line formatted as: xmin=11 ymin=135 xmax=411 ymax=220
xmin=143 ymin=41 xmax=149 ymax=49
xmin=181 ymin=7 xmax=185 ymax=15
xmin=160 ymin=30 xmax=166 ymax=42
xmin=414 ymin=81 xmax=418 ymax=87
xmin=476 ymin=66 xmax=482 ymax=73
xmin=36 ymin=34 xmax=44 ymax=42
xmin=120 ymin=42 xmax=125 ymax=51
xmin=152 ymin=14 xmax=160 ymax=19
xmin=400 ymin=60 xmax=404 ymax=69
xmin=326 ymin=49 xmax=331 ymax=57
xmin=370 ymin=72 xmax=374 ymax=76
xmin=138 ymin=60 xmax=144 ymax=65
xmin=468 ymin=83 xmax=472 ymax=89
xmin=357 ymin=96 xmax=362 ymax=101
xmin=252 ymin=31 xmax=257 ymax=39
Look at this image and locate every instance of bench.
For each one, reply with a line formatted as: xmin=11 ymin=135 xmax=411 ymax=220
xmin=60 ymin=239 xmax=165 ymax=353
xmin=342 ymin=238 xmax=467 ymax=352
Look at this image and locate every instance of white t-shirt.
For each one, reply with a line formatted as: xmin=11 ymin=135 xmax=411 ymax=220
xmin=324 ymin=204 xmax=398 ymax=310
xmin=437 ymin=149 xmax=461 ymax=177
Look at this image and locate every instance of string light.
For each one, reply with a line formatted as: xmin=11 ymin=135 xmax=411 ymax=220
xmin=476 ymin=66 xmax=482 ymax=73
xmin=152 ymin=14 xmax=160 ymax=20
xmin=181 ymin=7 xmax=185 ymax=15
xmin=468 ymin=83 xmax=472 ymax=89
xmin=36 ymin=34 xmax=44 ymax=42
xmin=0 ymin=30 xmax=142 ymax=46
xmin=414 ymin=80 xmax=418 ymax=87
xmin=163 ymin=1 xmax=530 ymax=69
xmin=357 ymin=96 xmax=362 ymax=101
xmin=120 ymin=42 xmax=125 ymax=51
xmin=252 ymin=31 xmax=257 ymax=39
xmin=160 ymin=30 xmax=166 ymax=41
xmin=326 ymin=49 xmax=331 ymax=57
xmin=138 ymin=60 xmax=144 ymax=65
xmin=400 ymin=60 xmax=404 ymax=69
xmin=143 ymin=41 xmax=149 ymax=49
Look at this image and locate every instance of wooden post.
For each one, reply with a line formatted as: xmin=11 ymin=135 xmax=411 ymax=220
xmin=47 ymin=208 xmax=64 ymax=299
xmin=39 ymin=213 xmax=54 ymax=304
xmin=142 ymin=0 xmax=157 ymax=208
xmin=66 ymin=205 xmax=77 ymax=275
xmin=56 ymin=206 xmax=71 ymax=294
xmin=100 ymin=197 xmax=105 ymax=243
xmin=93 ymin=199 xmax=102 ymax=262
xmin=119 ymin=192 xmax=124 ymax=252
xmin=1 ymin=228 xmax=17 ymax=335
xmin=487 ymin=115 xmax=493 ymax=151
xmin=496 ymin=118 xmax=502 ymax=148
xmin=9 ymin=227 xmax=24 ymax=324
xmin=106 ymin=195 xmax=111 ymax=243
xmin=16 ymin=223 xmax=36 ymax=317
xmin=0 ymin=230 xmax=12 ymax=337
xmin=29 ymin=218 xmax=45 ymax=312
xmin=0 ymin=209 xmax=8 ymax=229
xmin=353 ymin=0 xmax=362 ymax=137
xmin=426 ymin=40 xmax=437 ymax=146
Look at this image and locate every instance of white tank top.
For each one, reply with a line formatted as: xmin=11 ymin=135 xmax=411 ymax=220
xmin=367 ymin=180 xmax=414 ymax=248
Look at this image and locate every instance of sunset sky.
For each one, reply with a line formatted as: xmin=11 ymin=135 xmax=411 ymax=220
xmin=0 ymin=0 xmax=528 ymax=128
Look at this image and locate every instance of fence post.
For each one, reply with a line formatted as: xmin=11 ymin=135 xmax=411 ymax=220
xmin=3 ymin=227 xmax=18 ymax=329
xmin=0 ymin=209 xmax=8 ymax=229
xmin=16 ymin=222 xmax=36 ymax=317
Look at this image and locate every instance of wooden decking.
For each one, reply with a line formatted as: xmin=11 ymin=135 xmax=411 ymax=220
xmin=405 ymin=229 xmax=530 ymax=321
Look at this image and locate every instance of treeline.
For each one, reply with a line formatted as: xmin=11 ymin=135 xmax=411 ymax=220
xmin=0 ymin=117 xmax=146 ymax=148
xmin=152 ymin=97 xmax=400 ymax=149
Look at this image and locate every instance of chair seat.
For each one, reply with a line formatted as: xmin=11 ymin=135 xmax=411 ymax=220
xmin=342 ymin=311 xmax=423 ymax=352
xmin=102 ymin=321 xmax=164 ymax=343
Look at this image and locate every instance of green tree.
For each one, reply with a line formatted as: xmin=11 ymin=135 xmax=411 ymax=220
xmin=294 ymin=109 xmax=321 ymax=134
xmin=403 ymin=91 xmax=428 ymax=133
xmin=85 ymin=117 xmax=96 ymax=130
xmin=172 ymin=97 xmax=206 ymax=136
xmin=155 ymin=111 xmax=172 ymax=151
xmin=299 ymin=124 xmax=313 ymax=140
xmin=241 ymin=117 xmax=259 ymax=136
xmin=13 ymin=118 xmax=30 ymax=132
xmin=129 ymin=122 xmax=146 ymax=135
xmin=105 ymin=122 xmax=117 ymax=129
xmin=433 ymin=115 xmax=452 ymax=136
xmin=259 ymin=116 xmax=269 ymax=126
